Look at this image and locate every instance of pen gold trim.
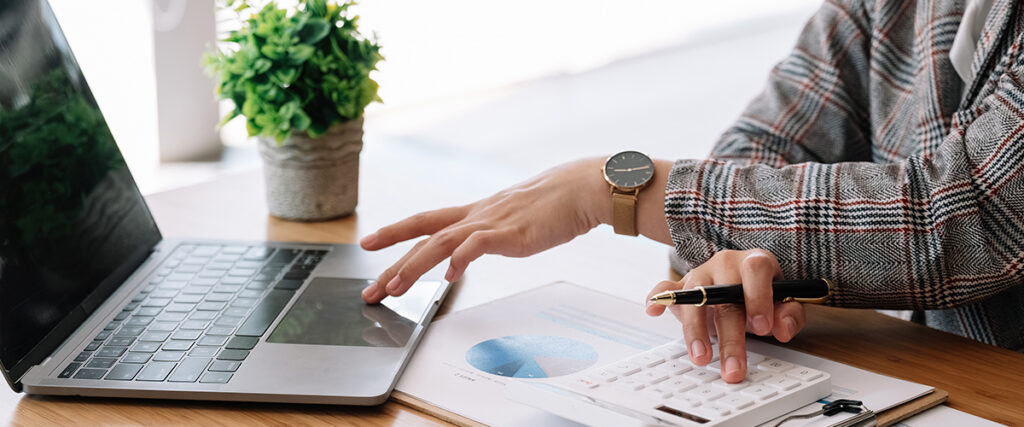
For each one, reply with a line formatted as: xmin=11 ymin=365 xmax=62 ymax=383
xmin=648 ymin=278 xmax=833 ymax=306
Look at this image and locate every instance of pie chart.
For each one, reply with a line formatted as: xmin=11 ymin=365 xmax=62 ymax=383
xmin=465 ymin=335 xmax=599 ymax=378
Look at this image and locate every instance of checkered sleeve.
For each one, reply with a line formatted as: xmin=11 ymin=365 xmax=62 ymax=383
xmin=667 ymin=3 xmax=1024 ymax=309
xmin=708 ymin=0 xmax=873 ymax=168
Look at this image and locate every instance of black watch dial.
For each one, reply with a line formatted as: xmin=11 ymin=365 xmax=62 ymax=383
xmin=604 ymin=151 xmax=654 ymax=189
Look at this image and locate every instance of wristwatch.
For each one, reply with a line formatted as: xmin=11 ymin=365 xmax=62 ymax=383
xmin=602 ymin=151 xmax=655 ymax=236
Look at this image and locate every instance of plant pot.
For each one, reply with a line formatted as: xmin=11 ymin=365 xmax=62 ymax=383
xmin=258 ymin=118 xmax=363 ymax=221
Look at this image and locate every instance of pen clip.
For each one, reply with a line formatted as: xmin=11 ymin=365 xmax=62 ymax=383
xmin=783 ymin=279 xmax=833 ymax=304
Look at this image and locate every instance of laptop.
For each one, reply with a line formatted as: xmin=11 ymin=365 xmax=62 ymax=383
xmin=0 ymin=0 xmax=449 ymax=405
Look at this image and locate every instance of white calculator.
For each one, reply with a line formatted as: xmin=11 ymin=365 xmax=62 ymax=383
xmin=506 ymin=339 xmax=831 ymax=426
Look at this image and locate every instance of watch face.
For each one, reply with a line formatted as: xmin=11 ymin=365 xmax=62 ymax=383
xmin=604 ymin=151 xmax=654 ymax=189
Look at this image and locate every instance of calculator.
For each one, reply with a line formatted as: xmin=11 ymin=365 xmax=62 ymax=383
xmin=506 ymin=339 xmax=831 ymax=426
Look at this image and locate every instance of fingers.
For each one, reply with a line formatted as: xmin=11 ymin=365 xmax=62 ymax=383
xmin=383 ymin=225 xmax=477 ymax=298
xmin=679 ymin=270 xmax=713 ymax=366
xmin=362 ymin=239 xmax=426 ymax=303
xmin=713 ymin=304 xmax=748 ymax=383
xmin=361 ymin=206 xmax=468 ymax=251
xmin=739 ymin=250 xmax=782 ymax=336
xmin=447 ymin=230 xmax=504 ymax=282
xmin=771 ymin=301 xmax=806 ymax=342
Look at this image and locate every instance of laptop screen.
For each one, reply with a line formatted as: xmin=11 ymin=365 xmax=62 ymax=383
xmin=0 ymin=0 xmax=161 ymax=387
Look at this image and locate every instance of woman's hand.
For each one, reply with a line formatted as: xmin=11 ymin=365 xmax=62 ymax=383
xmin=645 ymin=249 xmax=805 ymax=383
xmin=360 ymin=157 xmax=620 ymax=303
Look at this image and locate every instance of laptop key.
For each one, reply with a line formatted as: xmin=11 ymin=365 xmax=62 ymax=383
xmin=166 ymin=303 xmax=196 ymax=313
xmin=217 ymin=349 xmax=250 ymax=361
xmin=105 ymin=364 xmax=143 ymax=381
xmin=108 ymin=337 xmax=135 ymax=347
xmin=190 ymin=311 xmax=218 ymax=321
xmin=115 ymin=326 xmax=145 ymax=337
xmin=189 ymin=347 xmax=220 ymax=357
xmin=224 ymin=307 xmax=249 ymax=317
xmin=208 ymin=360 xmax=242 ymax=372
xmin=230 ymin=298 xmax=257 ymax=308
xmin=136 ymin=362 xmax=177 ymax=381
xmin=243 ymin=247 xmax=274 ymax=260
xmin=157 ymin=312 xmax=187 ymax=322
xmin=246 ymin=281 xmax=271 ymax=291
xmin=199 ymin=335 xmax=229 ymax=346
xmin=198 ymin=302 xmax=226 ymax=311
xmin=59 ymin=363 xmax=82 ymax=378
xmin=163 ymin=340 xmax=195 ymax=351
xmin=226 ymin=336 xmax=259 ymax=350
xmin=182 ymin=320 xmax=210 ymax=330
xmin=122 ymin=352 xmax=152 ymax=363
xmin=131 ymin=342 xmax=160 ymax=350
xmin=86 ymin=358 xmax=118 ymax=369
xmin=126 ymin=316 xmax=154 ymax=326
xmin=238 ymin=290 xmax=263 ymax=299
xmin=206 ymin=326 xmax=235 ymax=336
xmin=154 ymin=351 xmax=186 ymax=362
xmin=75 ymin=352 xmax=92 ymax=362
xmin=172 ymin=330 xmax=203 ymax=340
xmin=74 ymin=368 xmax=108 ymax=380
xmin=168 ymin=357 xmax=213 ymax=383
xmin=113 ymin=311 xmax=129 ymax=322
xmin=236 ymin=289 xmax=295 ymax=337
xmin=140 ymin=332 xmax=170 ymax=342
xmin=136 ymin=307 xmax=162 ymax=317
xmin=149 ymin=321 xmax=179 ymax=332
xmin=214 ymin=316 xmax=243 ymax=327
xmin=204 ymin=293 xmax=231 ymax=302
xmin=283 ymin=270 xmax=310 ymax=280
xmin=200 ymin=372 xmax=233 ymax=384
xmin=94 ymin=330 xmax=112 ymax=341
xmin=174 ymin=294 xmax=203 ymax=304
xmin=84 ymin=342 xmax=102 ymax=352
xmin=104 ymin=321 xmax=120 ymax=331
xmin=96 ymin=347 xmax=127 ymax=358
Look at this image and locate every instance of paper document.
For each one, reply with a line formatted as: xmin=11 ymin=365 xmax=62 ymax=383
xmin=396 ymin=282 xmax=933 ymax=426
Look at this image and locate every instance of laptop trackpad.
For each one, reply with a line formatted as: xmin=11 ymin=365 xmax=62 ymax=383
xmin=266 ymin=277 xmax=439 ymax=347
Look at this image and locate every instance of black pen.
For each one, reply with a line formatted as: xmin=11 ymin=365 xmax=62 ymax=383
xmin=648 ymin=279 xmax=833 ymax=306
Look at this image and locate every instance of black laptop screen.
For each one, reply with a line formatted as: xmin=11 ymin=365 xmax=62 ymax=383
xmin=0 ymin=0 xmax=161 ymax=386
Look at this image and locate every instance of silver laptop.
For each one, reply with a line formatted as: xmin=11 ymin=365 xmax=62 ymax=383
xmin=0 ymin=0 xmax=449 ymax=405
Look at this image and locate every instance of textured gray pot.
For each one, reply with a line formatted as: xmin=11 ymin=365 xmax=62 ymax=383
xmin=258 ymin=118 xmax=363 ymax=221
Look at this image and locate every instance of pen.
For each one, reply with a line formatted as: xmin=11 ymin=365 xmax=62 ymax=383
xmin=648 ymin=279 xmax=833 ymax=306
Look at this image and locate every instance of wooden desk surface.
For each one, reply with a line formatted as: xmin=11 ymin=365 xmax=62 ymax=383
xmin=3 ymin=139 xmax=1023 ymax=425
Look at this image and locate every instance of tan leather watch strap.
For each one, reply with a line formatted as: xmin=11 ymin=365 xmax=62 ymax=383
xmin=611 ymin=190 xmax=639 ymax=236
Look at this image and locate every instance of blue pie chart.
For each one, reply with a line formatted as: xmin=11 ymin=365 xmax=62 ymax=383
xmin=465 ymin=335 xmax=599 ymax=378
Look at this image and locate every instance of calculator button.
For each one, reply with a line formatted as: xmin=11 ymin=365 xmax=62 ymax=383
xmin=717 ymin=394 xmax=754 ymax=410
xmin=741 ymin=384 xmax=777 ymax=400
xmin=785 ymin=367 xmax=823 ymax=382
xmin=635 ymin=370 xmax=669 ymax=385
xmin=757 ymin=358 xmax=794 ymax=373
xmin=687 ymin=385 xmax=725 ymax=401
xmin=630 ymin=353 xmax=665 ymax=368
xmin=700 ymin=403 xmax=731 ymax=417
xmin=746 ymin=369 xmax=773 ymax=383
xmin=614 ymin=378 xmax=645 ymax=391
xmin=663 ymin=377 xmax=698 ymax=393
xmin=643 ymin=386 xmax=674 ymax=400
xmin=711 ymin=378 xmax=750 ymax=391
xmin=657 ymin=360 xmax=693 ymax=376
xmin=763 ymin=375 xmax=801 ymax=391
xmin=652 ymin=344 xmax=687 ymax=359
xmin=610 ymin=362 xmax=641 ymax=377
xmin=683 ymin=369 xmax=720 ymax=383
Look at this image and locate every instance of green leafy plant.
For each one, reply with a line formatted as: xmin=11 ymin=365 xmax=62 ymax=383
xmin=204 ymin=0 xmax=382 ymax=142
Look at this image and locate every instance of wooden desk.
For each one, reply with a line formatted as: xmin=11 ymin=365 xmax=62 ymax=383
xmin=3 ymin=139 xmax=1023 ymax=425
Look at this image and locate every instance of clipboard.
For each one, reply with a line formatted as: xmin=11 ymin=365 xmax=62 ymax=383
xmin=391 ymin=388 xmax=948 ymax=427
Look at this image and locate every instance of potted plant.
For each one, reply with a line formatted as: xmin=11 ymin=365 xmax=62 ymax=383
xmin=204 ymin=0 xmax=382 ymax=221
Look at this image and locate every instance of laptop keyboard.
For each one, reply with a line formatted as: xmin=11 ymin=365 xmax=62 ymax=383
xmin=58 ymin=244 xmax=326 ymax=384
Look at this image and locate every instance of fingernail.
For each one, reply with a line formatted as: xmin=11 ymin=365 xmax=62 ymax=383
xmin=360 ymin=233 xmax=377 ymax=247
xmin=385 ymin=276 xmax=401 ymax=293
xmin=783 ymin=316 xmax=798 ymax=338
xmin=444 ymin=265 xmax=455 ymax=282
xmin=751 ymin=315 xmax=770 ymax=335
xmin=690 ymin=340 xmax=707 ymax=359
xmin=361 ymin=285 xmax=375 ymax=298
xmin=724 ymin=356 xmax=742 ymax=377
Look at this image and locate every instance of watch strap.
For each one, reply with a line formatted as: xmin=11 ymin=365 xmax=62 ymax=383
xmin=611 ymin=190 xmax=639 ymax=236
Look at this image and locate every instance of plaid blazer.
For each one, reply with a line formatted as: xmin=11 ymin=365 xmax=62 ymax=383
xmin=666 ymin=0 xmax=1024 ymax=351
